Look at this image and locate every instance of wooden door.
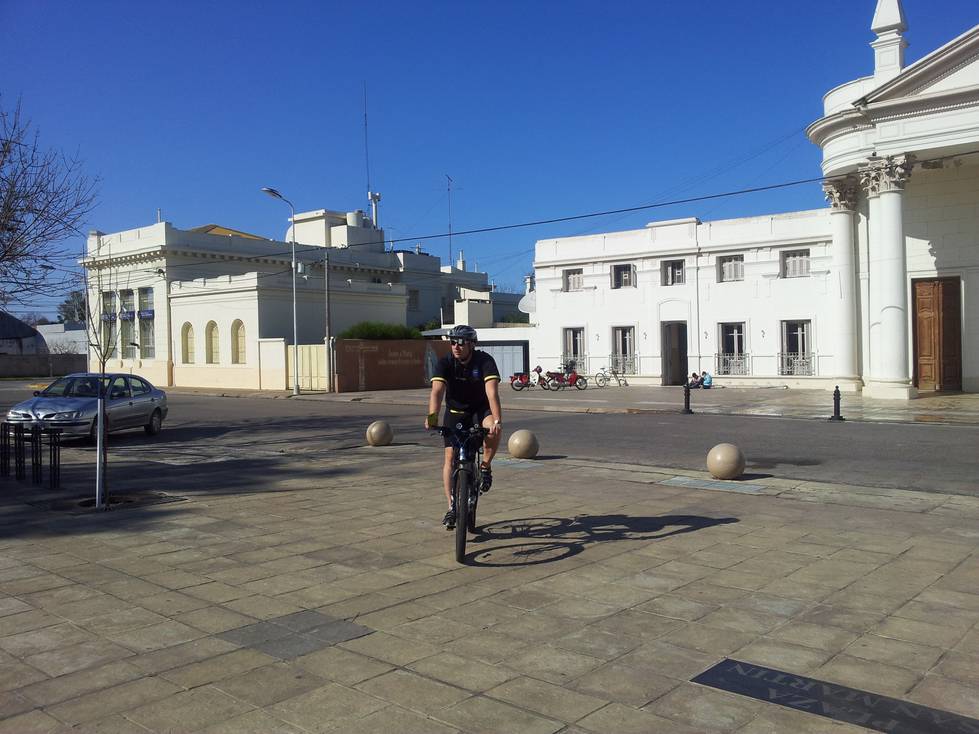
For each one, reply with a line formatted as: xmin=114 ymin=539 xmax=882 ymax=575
xmin=913 ymin=279 xmax=961 ymax=391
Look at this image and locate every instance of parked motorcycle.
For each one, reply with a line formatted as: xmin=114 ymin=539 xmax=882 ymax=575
xmin=510 ymin=365 xmax=547 ymax=391
xmin=545 ymin=362 xmax=588 ymax=390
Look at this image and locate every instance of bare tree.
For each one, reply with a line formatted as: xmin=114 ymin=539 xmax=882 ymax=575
xmin=1 ymin=99 xmax=98 ymax=306
xmin=57 ymin=289 xmax=86 ymax=323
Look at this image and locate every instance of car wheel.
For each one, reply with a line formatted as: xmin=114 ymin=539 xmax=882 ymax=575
xmin=144 ymin=409 xmax=162 ymax=436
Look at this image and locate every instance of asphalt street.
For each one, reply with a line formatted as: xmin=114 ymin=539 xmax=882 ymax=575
xmin=2 ymin=382 xmax=977 ymax=497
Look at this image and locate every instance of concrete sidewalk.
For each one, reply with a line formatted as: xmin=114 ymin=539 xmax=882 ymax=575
xmin=282 ymin=384 xmax=979 ymax=426
xmin=2 ymin=446 xmax=979 ymax=732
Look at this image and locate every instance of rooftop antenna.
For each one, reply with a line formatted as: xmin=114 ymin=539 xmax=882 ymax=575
xmin=156 ymin=208 xmax=162 ymax=223
xmin=363 ymin=82 xmax=371 ymax=197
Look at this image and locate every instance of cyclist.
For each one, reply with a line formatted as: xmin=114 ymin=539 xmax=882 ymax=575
xmin=426 ymin=325 xmax=502 ymax=529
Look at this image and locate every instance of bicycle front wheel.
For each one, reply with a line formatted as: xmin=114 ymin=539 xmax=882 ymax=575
xmin=454 ymin=469 xmax=470 ymax=563
xmin=594 ymin=373 xmax=608 ymax=388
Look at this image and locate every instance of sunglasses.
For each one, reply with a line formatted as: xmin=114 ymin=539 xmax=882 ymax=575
xmin=449 ymin=339 xmax=472 ymax=347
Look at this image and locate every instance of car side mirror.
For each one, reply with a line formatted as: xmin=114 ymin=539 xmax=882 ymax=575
xmin=33 ymin=391 xmax=40 ymax=397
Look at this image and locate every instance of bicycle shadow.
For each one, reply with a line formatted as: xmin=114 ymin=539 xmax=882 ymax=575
xmin=464 ymin=514 xmax=739 ymax=567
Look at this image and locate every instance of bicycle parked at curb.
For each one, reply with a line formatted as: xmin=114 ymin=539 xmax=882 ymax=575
xmin=436 ymin=419 xmax=488 ymax=563
xmin=593 ymin=365 xmax=629 ymax=388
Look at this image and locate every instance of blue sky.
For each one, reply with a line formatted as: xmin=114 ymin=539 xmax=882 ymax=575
xmin=2 ymin=0 xmax=975 ymax=317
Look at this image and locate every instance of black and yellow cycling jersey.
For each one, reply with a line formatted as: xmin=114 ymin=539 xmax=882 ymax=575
xmin=431 ymin=350 xmax=500 ymax=414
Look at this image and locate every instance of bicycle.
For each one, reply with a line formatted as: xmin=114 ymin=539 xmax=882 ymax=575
xmin=435 ymin=419 xmax=488 ymax=563
xmin=593 ymin=365 xmax=628 ymax=388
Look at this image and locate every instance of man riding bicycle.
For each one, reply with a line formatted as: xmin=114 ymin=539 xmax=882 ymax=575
xmin=426 ymin=325 xmax=502 ymax=529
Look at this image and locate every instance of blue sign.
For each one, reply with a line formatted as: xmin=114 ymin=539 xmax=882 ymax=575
xmin=101 ymin=313 xmax=117 ymax=322
xmin=119 ymin=310 xmax=136 ymax=321
xmin=138 ymin=309 xmax=155 ymax=320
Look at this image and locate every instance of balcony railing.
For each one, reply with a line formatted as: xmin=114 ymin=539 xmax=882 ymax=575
xmin=610 ymin=354 xmax=637 ymax=375
xmin=779 ymin=352 xmax=815 ymax=376
xmin=560 ymin=353 xmax=587 ymax=373
xmin=716 ymin=353 xmax=749 ymax=376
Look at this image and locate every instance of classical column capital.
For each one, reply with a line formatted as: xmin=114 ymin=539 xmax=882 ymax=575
xmin=858 ymin=154 xmax=914 ymax=196
xmin=823 ymin=177 xmax=859 ymax=211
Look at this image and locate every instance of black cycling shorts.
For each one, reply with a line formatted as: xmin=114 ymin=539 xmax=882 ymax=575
xmin=442 ymin=407 xmax=491 ymax=448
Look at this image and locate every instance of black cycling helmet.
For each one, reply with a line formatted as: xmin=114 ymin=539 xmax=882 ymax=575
xmin=447 ymin=324 xmax=478 ymax=343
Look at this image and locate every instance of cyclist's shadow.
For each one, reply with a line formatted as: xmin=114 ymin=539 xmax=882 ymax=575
xmin=465 ymin=514 xmax=739 ymax=567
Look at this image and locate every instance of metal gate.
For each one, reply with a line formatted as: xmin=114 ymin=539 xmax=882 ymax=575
xmin=479 ymin=342 xmax=528 ymax=378
xmin=286 ymin=344 xmax=327 ymax=391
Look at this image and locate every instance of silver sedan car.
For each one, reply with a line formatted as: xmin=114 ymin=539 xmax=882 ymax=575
xmin=5 ymin=373 xmax=168 ymax=439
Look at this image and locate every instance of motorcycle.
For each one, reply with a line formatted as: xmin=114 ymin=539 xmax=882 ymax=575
xmin=510 ymin=365 xmax=547 ymax=391
xmin=545 ymin=361 xmax=588 ymax=390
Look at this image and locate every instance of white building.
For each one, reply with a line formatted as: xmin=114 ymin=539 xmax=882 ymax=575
xmin=83 ymin=208 xmax=502 ymax=389
xmin=532 ymin=0 xmax=979 ymax=398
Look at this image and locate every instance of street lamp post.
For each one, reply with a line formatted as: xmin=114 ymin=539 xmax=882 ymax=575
xmin=261 ymin=187 xmax=301 ymax=396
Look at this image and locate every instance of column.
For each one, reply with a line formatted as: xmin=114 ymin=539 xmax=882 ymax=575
xmin=860 ymin=154 xmax=916 ymax=399
xmin=823 ymin=177 xmax=860 ymax=387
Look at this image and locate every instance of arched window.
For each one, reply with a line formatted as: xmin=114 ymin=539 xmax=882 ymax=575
xmin=181 ymin=323 xmax=195 ymax=364
xmin=205 ymin=321 xmax=219 ymax=364
xmin=231 ymin=320 xmax=246 ymax=364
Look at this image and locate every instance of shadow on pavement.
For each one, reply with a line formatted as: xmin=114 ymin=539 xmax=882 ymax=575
xmin=465 ymin=514 xmax=739 ymax=567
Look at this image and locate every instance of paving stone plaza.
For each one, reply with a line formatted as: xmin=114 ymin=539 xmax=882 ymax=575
xmin=2 ymin=435 xmax=979 ymax=733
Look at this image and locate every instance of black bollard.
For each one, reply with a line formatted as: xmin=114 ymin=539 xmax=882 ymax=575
xmin=46 ymin=429 xmax=61 ymax=490
xmin=829 ymin=386 xmax=845 ymax=422
xmin=682 ymin=382 xmax=694 ymax=415
xmin=31 ymin=426 xmax=43 ymax=484
xmin=1 ymin=423 xmax=9 ymax=478
xmin=14 ymin=425 xmax=26 ymax=480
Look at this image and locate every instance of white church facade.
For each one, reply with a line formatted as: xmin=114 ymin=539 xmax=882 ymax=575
xmin=531 ymin=0 xmax=979 ymax=398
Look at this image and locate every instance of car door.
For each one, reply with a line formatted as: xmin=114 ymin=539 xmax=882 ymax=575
xmin=105 ymin=376 xmax=136 ymax=429
xmin=127 ymin=377 xmax=155 ymax=426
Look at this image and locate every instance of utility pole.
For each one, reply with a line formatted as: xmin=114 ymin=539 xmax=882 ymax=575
xmin=446 ymin=174 xmax=454 ymax=265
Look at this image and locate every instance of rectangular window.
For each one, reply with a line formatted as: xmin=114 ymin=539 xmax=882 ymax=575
xmin=139 ymin=318 xmax=155 ymax=359
xmin=612 ymin=326 xmax=636 ymax=374
xmin=782 ymin=249 xmax=811 ymax=278
xmin=780 ymin=320 xmax=813 ymax=375
xmin=100 ymin=292 xmax=117 ymax=358
xmin=610 ymin=264 xmax=636 ymax=289
xmin=120 ymin=289 xmax=134 ymax=312
xmin=121 ymin=320 xmax=135 ymax=359
xmin=408 ymin=289 xmax=420 ymax=311
xmin=562 ymin=269 xmax=584 ymax=292
xmin=718 ymin=255 xmax=744 ymax=283
xmin=138 ymin=287 xmax=154 ymax=311
xmin=717 ymin=322 xmax=748 ymax=375
xmin=562 ymin=327 xmax=585 ymax=369
xmin=662 ymin=260 xmax=685 ymax=286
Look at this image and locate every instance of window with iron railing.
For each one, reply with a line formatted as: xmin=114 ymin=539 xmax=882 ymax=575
xmin=562 ymin=327 xmax=585 ymax=369
xmin=780 ymin=319 xmax=813 ymax=375
xmin=612 ymin=326 xmax=636 ymax=374
xmin=716 ymin=353 xmax=749 ymax=376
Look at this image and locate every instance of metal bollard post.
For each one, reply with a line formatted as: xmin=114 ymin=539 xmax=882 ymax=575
xmin=14 ymin=425 xmax=26 ymax=480
xmin=828 ymin=386 xmax=845 ymax=422
xmin=1 ymin=423 xmax=9 ymax=478
xmin=682 ymin=382 xmax=694 ymax=415
xmin=31 ymin=426 xmax=43 ymax=484
xmin=47 ymin=429 xmax=61 ymax=490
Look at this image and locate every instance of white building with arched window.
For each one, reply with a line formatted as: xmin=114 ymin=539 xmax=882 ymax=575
xmin=84 ymin=210 xmax=517 ymax=389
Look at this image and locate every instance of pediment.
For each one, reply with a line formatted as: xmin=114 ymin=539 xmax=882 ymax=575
xmin=859 ymin=24 xmax=979 ymax=105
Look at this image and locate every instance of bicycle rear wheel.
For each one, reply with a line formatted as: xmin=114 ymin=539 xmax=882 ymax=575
xmin=454 ymin=469 xmax=470 ymax=563
xmin=594 ymin=373 xmax=608 ymax=388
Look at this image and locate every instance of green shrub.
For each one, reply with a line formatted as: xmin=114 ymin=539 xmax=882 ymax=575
xmin=338 ymin=321 xmax=423 ymax=340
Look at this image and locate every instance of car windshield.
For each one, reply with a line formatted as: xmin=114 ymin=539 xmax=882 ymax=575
xmin=41 ymin=376 xmax=106 ymax=398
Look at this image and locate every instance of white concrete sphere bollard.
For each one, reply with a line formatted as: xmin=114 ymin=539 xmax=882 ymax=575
xmin=706 ymin=443 xmax=746 ymax=480
xmin=507 ymin=429 xmax=539 ymax=459
xmin=366 ymin=420 xmax=394 ymax=447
